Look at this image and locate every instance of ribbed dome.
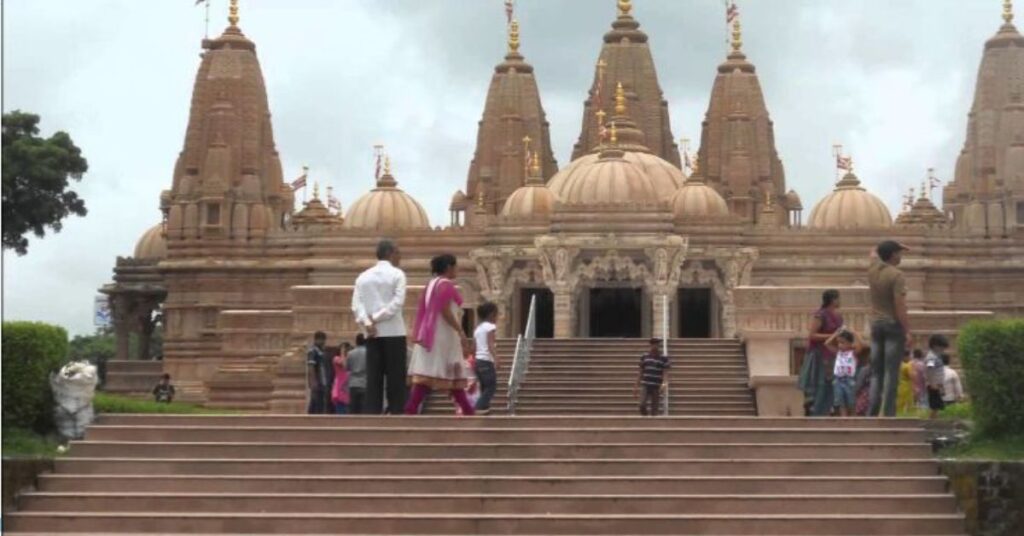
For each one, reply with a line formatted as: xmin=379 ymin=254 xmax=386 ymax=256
xmin=550 ymin=148 xmax=661 ymax=207
xmin=134 ymin=224 xmax=167 ymax=260
xmin=672 ymin=175 xmax=729 ymax=220
xmin=502 ymin=156 xmax=556 ymax=219
xmin=548 ymin=150 xmax=680 ymax=203
xmin=808 ymin=172 xmax=892 ymax=230
xmin=344 ymin=171 xmax=430 ymax=231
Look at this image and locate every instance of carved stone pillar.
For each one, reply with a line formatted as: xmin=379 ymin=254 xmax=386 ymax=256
xmin=111 ymin=295 xmax=135 ymax=361
xmin=552 ymin=286 xmax=573 ymax=339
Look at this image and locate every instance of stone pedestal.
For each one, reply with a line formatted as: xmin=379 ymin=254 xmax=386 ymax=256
xmin=750 ymin=375 xmax=804 ymax=417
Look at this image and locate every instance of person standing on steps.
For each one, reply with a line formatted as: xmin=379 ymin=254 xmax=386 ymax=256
xmin=346 ymin=334 xmax=368 ymax=414
xmin=473 ymin=301 xmax=500 ymax=415
xmin=352 ymin=239 xmax=408 ymax=415
xmin=867 ymin=240 xmax=913 ymax=417
xmin=798 ymin=289 xmax=843 ymax=416
xmin=635 ymin=338 xmax=670 ymax=417
xmin=404 ymin=254 xmax=475 ymax=416
xmin=306 ymin=331 xmax=330 ymax=414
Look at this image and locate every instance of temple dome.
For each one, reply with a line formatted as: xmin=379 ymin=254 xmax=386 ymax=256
xmin=551 ymin=147 xmax=660 ymax=207
xmin=134 ymin=224 xmax=167 ymax=260
xmin=672 ymin=175 xmax=729 ymax=220
xmin=808 ymin=171 xmax=892 ymax=229
xmin=785 ymin=189 xmax=803 ymax=211
xmin=548 ymin=150 xmax=681 ymax=202
xmin=449 ymin=190 xmax=468 ymax=211
xmin=502 ymin=156 xmax=556 ymax=219
xmin=344 ymin=170 xmax=430 ymax=231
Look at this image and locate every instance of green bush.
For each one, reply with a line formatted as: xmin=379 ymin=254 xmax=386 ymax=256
xmin=93 ymin=392 xmax=231 ymax=415
xmin=959 ymin=318 xmax=1024 ymax=438
xmin=2 ymin=322 xmax=69 ymax=431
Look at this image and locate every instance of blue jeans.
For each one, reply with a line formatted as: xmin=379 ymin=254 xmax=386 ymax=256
xmin=474 ymin=360 xmax=497 ymax=411
xmin=334 ymin=402 xmax=348 ymax=415
xmin=869 ymin=320 xmax=906 ymax=417
xmin=833 ymin=377 xmax=856 ymax=410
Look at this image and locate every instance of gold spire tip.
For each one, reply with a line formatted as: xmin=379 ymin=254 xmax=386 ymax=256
xmin=610 ymin=123 xmax=619 ymax=145
xmin=614 ymin=82 xmax=626 ymax=116
xmin=312 ymin=181 xmax=320 ymax=200
xmin=531 ymin=152 xmax=541 ymax=175
xmin=384 ymin=155 xmax=392 ymax=175
xmin=731 ymin=19 xmax=743 ymax=52
xmin=617 ymin=0 xmax=633 ymax=16
xmin=596 ymin=108 xmax=607 ymax=123
xmin=228 ymin=0 xmax=239 ymax=27
xmin=1005 ymin=0 xmax=1014 ymax=24
xmin=508 ymin=19 xmax=521 ymax=53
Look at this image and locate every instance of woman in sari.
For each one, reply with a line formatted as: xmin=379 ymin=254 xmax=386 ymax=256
xmin=798 ymin=289 xmax=843 ymax=416
xmin=403 ymin=254 xmax=475 ymax=416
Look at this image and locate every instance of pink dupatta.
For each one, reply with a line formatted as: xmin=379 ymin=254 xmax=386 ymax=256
xmin=412 ymin=277 xmax=464 ymax=352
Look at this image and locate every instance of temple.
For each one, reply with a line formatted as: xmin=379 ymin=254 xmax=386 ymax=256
xmin=104 ymin=0 xmax=1024 ymax=410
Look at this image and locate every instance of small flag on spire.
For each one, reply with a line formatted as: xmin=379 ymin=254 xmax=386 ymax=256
xmin=836 ymin=155 xmax=853 ymax=171
xmin=326 ymin=186 xmax=342 ymax=213
xmin=505 ymin=0 xmax=514 ymax=25
xmin=726 ymin=1 xmax=739 ymax=23
xmin=373 ymin=145 xmax=384 ymax=180
xmin=290 ymin=167 xmax=308 ymax=191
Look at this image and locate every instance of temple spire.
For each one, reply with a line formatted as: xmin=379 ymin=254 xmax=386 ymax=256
xmin=614 ymin=82 xmax=626 ymax=116
xmin=1005 ymin=0 xmax=1014 ymax=24
xmin=508 ymin=19 xmax=520 ymax=54
xmin=731 ymin=17 xmax=743 ymax=53
xmin=617 ymin=0 xmax=632 ymax=17
xmin=228 ymin=0 xmax=239 ymax=27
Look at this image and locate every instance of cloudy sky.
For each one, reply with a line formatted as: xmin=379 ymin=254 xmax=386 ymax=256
xmin=1 ymin=0 xmax=1006 ymax=335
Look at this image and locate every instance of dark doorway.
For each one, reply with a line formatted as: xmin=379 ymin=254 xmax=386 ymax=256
xmin=519 ymin=288 xmax=554 ymax=338
xmin=589 ymin=288 xmax=642 ymax=338
xmin=678 ymin=288 xmax=712 ymax=338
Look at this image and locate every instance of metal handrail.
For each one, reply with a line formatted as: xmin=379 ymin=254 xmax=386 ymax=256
xmin=661 ymin=293 xmax=670 ymax=416
xmin=506 ymin=294 xmax=537 ymax=415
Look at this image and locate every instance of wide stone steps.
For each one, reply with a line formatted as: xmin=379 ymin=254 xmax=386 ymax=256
xmin=6 ymin=415 xmax=965 ymax=535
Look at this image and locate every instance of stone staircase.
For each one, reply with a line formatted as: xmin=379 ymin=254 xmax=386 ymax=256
xmin=426 ymin=338 xmax=754 ymax=416
xmin=6 ymin=414 xmax=965 ymax=534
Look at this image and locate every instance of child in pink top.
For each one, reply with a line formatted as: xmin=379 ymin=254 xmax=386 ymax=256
xmin=332 ymin=342 xmax=352 ymax=415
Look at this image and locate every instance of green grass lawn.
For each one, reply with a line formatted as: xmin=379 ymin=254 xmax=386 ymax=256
xmin=942 ymin=434 xmax=1024 ymax=461
xmin=93 ymin=392 xmax=233 ymax=414
xmin=901 ymin=401 xmax=973 ymax=420
xmin=1 ymin=428 xmax=62 ymax=457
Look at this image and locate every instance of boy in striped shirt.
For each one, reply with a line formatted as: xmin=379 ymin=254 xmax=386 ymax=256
xmin=635 ymin=338 xmax=670 ymax=416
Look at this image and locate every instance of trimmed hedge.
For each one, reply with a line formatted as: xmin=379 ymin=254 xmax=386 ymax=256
xmin=1 ymin=322 xmax=69 ymax=431
xmin=959 ymin=318 xmax=1024 ymax=438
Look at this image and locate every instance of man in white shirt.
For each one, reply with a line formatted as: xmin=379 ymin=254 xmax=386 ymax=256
xmin=941 ymin=354 xmax=964 ymax=405
xmin=351 ymin=240 xmax=408 ymax=414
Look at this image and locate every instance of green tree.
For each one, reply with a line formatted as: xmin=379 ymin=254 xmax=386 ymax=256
xmin=2 ymin=110 xmax=88 ymax=255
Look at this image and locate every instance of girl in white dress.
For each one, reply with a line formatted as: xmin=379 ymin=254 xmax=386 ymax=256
xmin=404 ymin=254 xmax=475 ymax=415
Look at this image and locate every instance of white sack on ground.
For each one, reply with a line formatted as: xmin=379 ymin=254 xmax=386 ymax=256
xmin=51 ymin=361 xmax=98 ymax=440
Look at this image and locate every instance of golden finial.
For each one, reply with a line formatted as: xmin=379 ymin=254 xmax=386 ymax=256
xmin=228 ymin=0 xmax=240 ymax=27
xmin=477 ymin=189 xmax=485 ymax=208
xmin=384 ymin=155 xmax=392 ymax=175
xmin=610 ymin=123 xmax=618 ymax=145
xmin=531 ymin=152 xmax=541 ymax=176
xmin=508 ymin=19 xmax=520 ymax=54
xmin=614 ymin=82 xmax=626 ymax=116
xmin=522 ymin=135 xmax=532 ymax=153
xmin=731 ymin=19 xmax=742 ymax=52
xmin=312 ymin=181 xmax=320 ymax=200
xmin=1005 ymin=0 xmax=1014 ymax=24
xmin=596 ymin=108 xmax=607 ymax=125
xmin=617 ymin=0 xmax=632 ymax=16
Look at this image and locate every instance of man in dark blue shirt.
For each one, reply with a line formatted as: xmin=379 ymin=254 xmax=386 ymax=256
xmin=307 ymin=331 xmax=329 ymax=414
xmin=635 ymin=338 xmax=670 ymax=416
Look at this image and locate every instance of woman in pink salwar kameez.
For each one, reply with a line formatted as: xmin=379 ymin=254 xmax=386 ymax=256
xmin=404 ymin=254 xmax=475 ymax=415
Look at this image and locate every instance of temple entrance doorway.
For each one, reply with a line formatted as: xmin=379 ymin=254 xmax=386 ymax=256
xmin=678 ymin=288 xmax=712 ymax=338
xmin=519 ymin=288 xmax=554 ymax=338
xmin=588 ymin=288 xmax=642 ymax=338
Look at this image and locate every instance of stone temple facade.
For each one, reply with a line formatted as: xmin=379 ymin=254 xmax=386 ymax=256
xmin=104 ymin=1 xmax=1024 ymax=406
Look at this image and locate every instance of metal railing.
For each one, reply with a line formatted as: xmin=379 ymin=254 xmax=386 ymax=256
xmin=661 ymin=293 xmax=670 ymax=416
xmin=506 ymin=294 xmax=537 ymax=416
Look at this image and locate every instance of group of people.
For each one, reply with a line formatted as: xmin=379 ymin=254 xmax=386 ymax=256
xmin=799 ymin=239 xmax=965 ymax=418
xmin=306 ymin=240 xmax=500 ymax=416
